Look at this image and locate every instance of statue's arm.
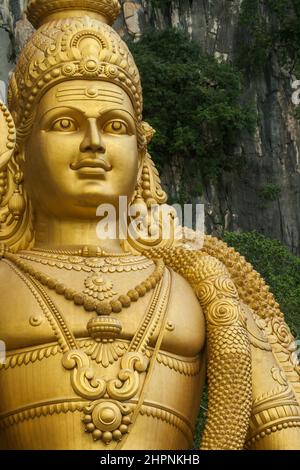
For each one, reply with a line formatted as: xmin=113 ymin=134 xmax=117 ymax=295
xmin=147 ymin=245 xmax=300 ymax=449
xmin=147 ymin=247 xmax=253 ymax=449
xmin=242 ymin=305 xmax=300 ymax=450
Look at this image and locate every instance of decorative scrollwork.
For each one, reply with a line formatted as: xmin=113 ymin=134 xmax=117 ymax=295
xmin=206 ymin=299 xmax=240 ymax=327
xmin=270 ymin=318 xmax=293 ymax=349
xmin=62 ymin=350 xmax=106 ymax=400
xmin=106 ymin=352 xmax=149 ymax=400
xmin=215 ymin=276 xmax=238 ymax=298
xmin=195 ymin=282 xmax=216 ymax=305
xmin=62 ymin=349 xmax=149 ymax=402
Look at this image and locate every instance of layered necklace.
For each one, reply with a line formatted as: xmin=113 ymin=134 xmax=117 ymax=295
xmin=19 ymin=249 xmax=154 ymax=274
xmin=3 ymin=246 xmax=164 ymax=317
xmin=1 ymin=245 xmax=169 ymax=447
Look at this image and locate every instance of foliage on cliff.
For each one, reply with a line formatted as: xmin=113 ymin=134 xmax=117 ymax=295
xmin=238 ymin=0 xmax=300 ymax=75
xmin=224 ymin=231 xmax=300 ymax=337
xmin=129 ymin=30 xmax=255 ymax=203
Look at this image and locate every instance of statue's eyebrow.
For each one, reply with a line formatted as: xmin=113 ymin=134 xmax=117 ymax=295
xmin=40 ymin=105 xmax=85 ymax=121
xmin=55 ymin=86 xmax=124 ymax=105
xmin=39 ymin=105 xmax=137 ymax=127
xmin=98 ymin=107 xmax=136 ymax=121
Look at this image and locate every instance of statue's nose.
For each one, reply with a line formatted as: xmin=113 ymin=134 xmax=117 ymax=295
xmin=80 ymin=118 xmax=106 ymax=153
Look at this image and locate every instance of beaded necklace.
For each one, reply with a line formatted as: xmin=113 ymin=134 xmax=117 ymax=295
xmin=20 ymin=250 xmax=153 ymax=273
xmin=4 ymin=250 xmax=164 ymax=317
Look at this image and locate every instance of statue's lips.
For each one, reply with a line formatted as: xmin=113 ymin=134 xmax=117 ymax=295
xmin=70 ymin=158 xmax=112 ymax=175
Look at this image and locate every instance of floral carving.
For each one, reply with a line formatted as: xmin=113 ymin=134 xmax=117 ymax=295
xmin=270 ymin=318 xmax=293 ymax=349
xmin=207 ymin=299 xmax=240 ymax=327
xmin=215 ymin=276 xmax=238 ymax=299
xmin=195 ymin=281 xmax=216 ymax=305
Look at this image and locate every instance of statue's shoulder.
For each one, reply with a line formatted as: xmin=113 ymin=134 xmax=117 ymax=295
xmin=202 ymin=235 xmax=282 ymax=319
xmin=0 ymin=250 xmax=56 ymax=350
xmin=169 ymin=268 xmax=203 ymax=305
xmin=0 ymin=255 xmax=16 ymax=278
xmin=0 ymin=255 xmax=28 ymax=346
xmin=147 ymin=234 xmax=281 ymax=320
xmin=0 ymin=250 xmax=36 ymax=311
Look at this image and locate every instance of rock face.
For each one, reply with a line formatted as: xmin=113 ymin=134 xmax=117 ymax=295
xmin=1 ymin=0 xmax=300 ymax=254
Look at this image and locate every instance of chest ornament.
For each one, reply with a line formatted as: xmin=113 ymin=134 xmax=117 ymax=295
xmin=61 ymin=268 xmax=171 ymax=446
xmin=19 ymin=249 xmax=153 ymax=273
xmin=3 ymin=250 xmax=164 ymax=320
xmin=83 ymin=274 xmax=116 ymax=302
xmin=63 ymin=349 xmax=149 ymax=444
xmin=2 ymin=247 xmax=172 ymax=448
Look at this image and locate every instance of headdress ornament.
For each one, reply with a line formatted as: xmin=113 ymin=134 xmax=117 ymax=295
xmin=8 ymin=0 xmax=142 ymax=140
xmin=1 ymin=0 xmax=171 ymax=253
xmin=27 ymin=0 xmax=121 ymax=28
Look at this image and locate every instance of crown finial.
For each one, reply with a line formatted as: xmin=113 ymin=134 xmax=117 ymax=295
xmin=27 ymin=0 xmax=121 ymax=28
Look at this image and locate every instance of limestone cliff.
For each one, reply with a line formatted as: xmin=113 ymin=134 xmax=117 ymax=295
xmin=1 ymin=0 xmax=300 ymax=254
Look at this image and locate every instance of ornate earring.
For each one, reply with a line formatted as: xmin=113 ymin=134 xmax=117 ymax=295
xmin=122 ymin=152 xmax=177 ymax=253
xmin=0 ymin=169 xmax=8 ymax=205
xmin=131 ymin=161 xmax=153 ymax=206
xmin=8 ymin=171 xmax=25 ymax=220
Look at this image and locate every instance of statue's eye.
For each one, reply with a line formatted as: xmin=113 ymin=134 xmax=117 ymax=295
xmin=51 ymin=118 xmax=77 ymax=132
xmin=103 ymin=120 xmax=128 ymax=135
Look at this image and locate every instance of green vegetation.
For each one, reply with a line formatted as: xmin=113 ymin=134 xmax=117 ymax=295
xmin=237 ymin=0 xmax=272 ymax=73
xmin=224 ymin=231 xmax=300 ymax=338
xmin=129 ymin=30 xmax=255 ymax=204
xmin=149 ymin=0 xmax=172 ymax=7
xmin=259 ymin=183 xmax=282 ymax=201
xmin=193 ymin=386 xmax=208 ymax=449
xmin=132 ymin=2 xmax=300 ymax=201
xmin=238 ymin=0 xmax=300 ymax=75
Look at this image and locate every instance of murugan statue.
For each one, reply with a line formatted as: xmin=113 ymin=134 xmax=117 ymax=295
xmin=0 ymin=0 xmax=299 ymax=450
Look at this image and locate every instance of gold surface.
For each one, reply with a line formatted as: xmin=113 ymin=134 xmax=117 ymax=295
xmin=0 ymin=0 xmax=299 ymax=450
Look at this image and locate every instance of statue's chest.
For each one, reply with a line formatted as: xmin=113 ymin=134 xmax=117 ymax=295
xmin=0 ymin=260 xmax=205 ymax=358
xmin=0 ymin=261 xmax=205 ymax=450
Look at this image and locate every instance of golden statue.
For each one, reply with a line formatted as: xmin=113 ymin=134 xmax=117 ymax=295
xmin=0 ymin=0 xmax=299 ymax=450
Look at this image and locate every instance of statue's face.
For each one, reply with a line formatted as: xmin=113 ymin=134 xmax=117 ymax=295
xmin=24 ymin=80 xmax=140 ymax=219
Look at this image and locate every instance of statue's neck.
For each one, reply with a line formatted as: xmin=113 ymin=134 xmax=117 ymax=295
xmin=33 ymin=212 xmax=123 ymax=253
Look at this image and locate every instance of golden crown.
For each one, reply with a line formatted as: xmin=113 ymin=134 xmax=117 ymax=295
xmin=8 ymin=0 xmax=143 ymax=141
xmin=27 ymin=0 xmax=121 ymax=27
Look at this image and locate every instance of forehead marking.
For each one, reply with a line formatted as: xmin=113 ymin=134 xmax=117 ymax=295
xmin=56 ymin=87 xmax=124 ymax=104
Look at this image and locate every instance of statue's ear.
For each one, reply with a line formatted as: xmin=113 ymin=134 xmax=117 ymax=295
xmin=16 ymin=143 xmax=25 ymax=165
xmin=0 ymin=101 xmax=33 ymax=251
xmin=0 ymin=101 xmax=16 ymax=171
xmin=141 ymin=121 xmax=156 ymax=145
xmin=137 ymin=121 xmax=155 ymax=170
